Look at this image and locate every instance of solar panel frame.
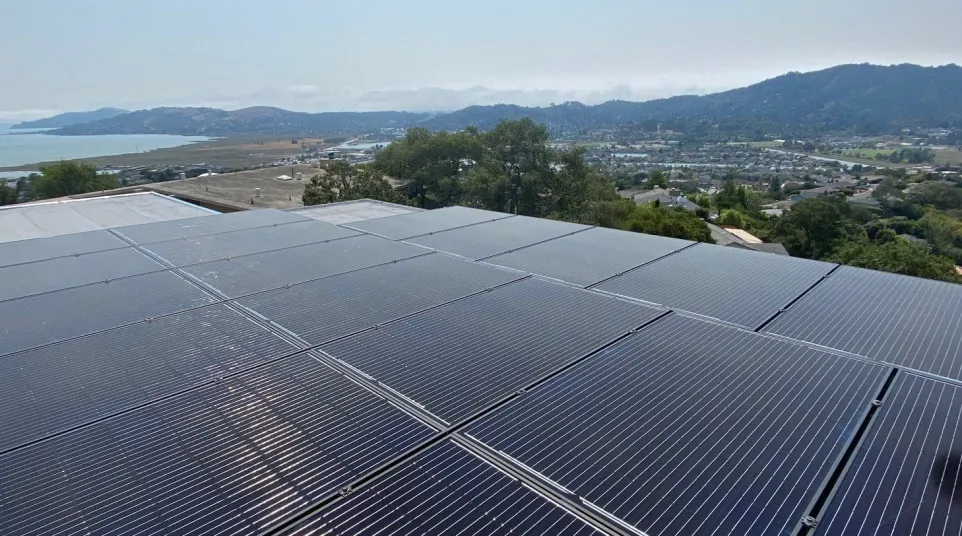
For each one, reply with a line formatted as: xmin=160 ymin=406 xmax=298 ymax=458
xmin=484 ymin=226 xmax=694 ymax=286
xmin=286 ymin=440 xmax=603 ymax=536
xmin=237 ymin=253 xmax=525 ymax=346
xmin=321 ymin=278 xmax=664 ymax=423
xmin=817 ymin=373 xmax=962 ymax=535
xmin=406 ymin=215 xmax=592 ymax=260
xmin=0 ymin=247 xmax=163 ymax=302
xmin=0 ymin=230 xmax=128 ymax=268
xmin=594 ymin=243 xmax=836 ymax=328
xmin=0 ymin=354 xmax=435 ymax=536
xmin=346 ymin=206 xmax=513 ymax=240
xmin=764 ymin=266 xmax=962 ymax=382
xmin=467 ymin=314 xmax=889 ymax=536
xmin=181 ymin=234 xmax=429 ymax=298
xmin=0 ymin=270 xmax=217 ymax=356
xmin=113 ymin=208 xmax=310 ymax=244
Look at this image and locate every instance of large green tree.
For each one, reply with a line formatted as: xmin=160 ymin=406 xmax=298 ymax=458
xmin=0 ymin=184 xmax=16 ymax=205
xmin=31 ymin=161 xmax=118 ymax=199
xmin=303 ymin=161 xmax=407 ymax=206
xmin=828 ymin=239 xmax=958 ymax=282
xmin=773 ymin=195 xmax=867 ymax=259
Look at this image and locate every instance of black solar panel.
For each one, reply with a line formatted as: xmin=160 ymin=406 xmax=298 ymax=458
xmin=141 ymin=220 xmax=361 ymax=266
xmin=485 ymin=226 xmax=692 ymax=286
xmin=0 ymin=271 xmax=216 ymax=356
xmin=347 ymin=206 xmax=512 ymax=240
xmin=0 ymin=247 xmax=162 ymax=302
xmin=114 ymin=208 xmax=309 ymax=244
xmin=764 ymin=266 xmax=962 ymax=381
xmin=817 ymin=373 xmax=962 ymax=535
xmin=322 ymin=278 xmax=663 ymax=423
xmin=238 ymin=253 xmax=524 ymax=346
xmin=0 ymin=304 xmax=298 ymax=452
xmin=286 ymin=440 xmax=602 ymax=536
xmin=0 ymin=230 xmax=127 ymax=268
xmin=181 ymin=234 xmax=428 ymax=297
xmin=467 ymin=314 xmax=889 ymax=536
xmin=0 ymin=354 xmax=434 ymax=535
xmin=594 ymin=243 xmax=835 ymax=328
xmin=407 ymin=215 xmax=591 ymax=260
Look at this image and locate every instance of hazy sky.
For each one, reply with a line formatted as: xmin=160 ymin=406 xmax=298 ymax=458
xmin=2 ymin=0 xmax=960 ymax=121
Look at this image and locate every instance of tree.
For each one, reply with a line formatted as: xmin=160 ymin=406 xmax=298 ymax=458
xmin=773 ymin=195 xmax=868 ymax=259
xmin=828 ymin=239 xmax=958 ymax=282
xmin=643 ymin=169 xmax=669 ymax=190
xmin=303 ymin=161 xmax=407 ymax=206
xmin=770 ymin=176 xmax=782 ymax=197
xmin=718 ymin=209 xmax=748 ymax=228
xmin=482 ymin=118 xmax=552 ymax=215
xmin=621 ymin=204 xmax=712 ymax=242
xmin=0 ymin=184 xmax=16 ymax=206
xmin=31 ymin=161 xmax=118 ymax=199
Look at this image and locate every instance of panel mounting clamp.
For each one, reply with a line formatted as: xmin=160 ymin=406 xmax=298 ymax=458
xmin=801 ymin=516 xmax=818 ymax=528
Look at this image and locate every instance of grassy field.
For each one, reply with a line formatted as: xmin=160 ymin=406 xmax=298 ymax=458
xmin=841 ymin=149 xmax=897 ymax=160
xmin=934 ymin=148 xmax=962 ymax=166
xmin=0 ymin=136 xmax=327 ymax=172
xmin=726 ymin=141 xmax=783 ymax=148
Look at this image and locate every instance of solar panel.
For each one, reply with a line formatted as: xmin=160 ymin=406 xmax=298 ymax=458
xmin=238 ymin=254 xmax=524 ymax=346
xmin=594 ymin=243 xmax=835 ymax=328
xmin=0 ymin=354 xmax=434 ymax=535
xmin=0 ymin=304 xmax=299 ymax=452
xmin=817 ymin=373 xmax=962 ymax=535
xmin=0 ymin=271 xmax=216 ymax=356
xmin=182 ymin=234 xmax=428 ymax=298
xmin=764 ymin=266 xmax=962 ymax=381
xmin=141 ymin=220 xmax=361 ymax=266
xmin=0 ymin=230 xmax=127 ymax=268
xmin=485 ymin=226 xmax=693 ymax=286
xmin=114 ymin=208 xmax=309 ymax=244
xmin=0 ymin=247 xmax=162 ymax=302
xmin=347 ymin=206 xmax=512 ymax=240
xmin=322 ymin=278 xmax=663 ymax=423
xmin=467 ymin=314 xmax=889 ymax=536
xmin=286 ymin=440 xmax=602 ymax=536
xmin=407 ymin=215 xmax=591 ymax=260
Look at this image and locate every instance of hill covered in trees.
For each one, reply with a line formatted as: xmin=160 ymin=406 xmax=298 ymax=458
xmin=13 ymin=108 xmax=128 ymax=129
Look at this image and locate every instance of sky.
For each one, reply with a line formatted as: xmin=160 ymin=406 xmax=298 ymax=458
xmin=2 ymin=0 xmax=961 ymax=122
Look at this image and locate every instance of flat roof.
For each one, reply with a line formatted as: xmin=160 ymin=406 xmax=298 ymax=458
xmin=0 ymin=192 xmax=215 ymax=243
xmin=148 ymin=165 xmax=320 ymax=211
xmin=290 ymin=199 xmax=421 ymax=225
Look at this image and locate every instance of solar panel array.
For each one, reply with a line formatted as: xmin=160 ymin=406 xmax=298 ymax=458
xmin=2 ymin=204 xmax=961 ymax=536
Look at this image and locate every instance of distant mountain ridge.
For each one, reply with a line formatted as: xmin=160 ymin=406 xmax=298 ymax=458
xmin=14 ymin=107 xmax=129 ymax=129
xmin=44 ymin=63 xmax=962 ymax=136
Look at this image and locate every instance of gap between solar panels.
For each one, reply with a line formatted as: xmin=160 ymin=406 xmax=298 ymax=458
xmin=586 ymin=241 xmax=700 ymax=289
xmin=793 ymin=367 xmax=900 ymax=535
xmin=754 ymin=264 xmax=842 ymax=333
xmin=259 ymin=311 xmax=673 ymax=536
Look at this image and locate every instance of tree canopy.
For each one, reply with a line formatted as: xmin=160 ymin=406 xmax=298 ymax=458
xmin=31 ymin=161 xmax=118 ymax=200
xmin=828 ymin=239 xmax=958 ymax=282
xmin=302 ymin=161 xmax=407 ymax=206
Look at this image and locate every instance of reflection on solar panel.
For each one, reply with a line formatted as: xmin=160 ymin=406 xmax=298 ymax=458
xmin=287 ymin=440 xmax=602 ymax=536
xmin=407 ymin=215 xmax=591 ymax=260
xmin=238 ymin=254 xmax=523 ymax=345
xmin=0 ymin=230 xmax=127 ymax=268
xmin=346 ymin=205 xmax=512 ymax=240
xmin=141 ymin=220 xmax=360 ymax=266
xmin=468 ymin=315 xmax=888 ymax=536
xmin=0 ymin=304 xmax=298 ymax=452
xmin=0 ymin=271 xmax=216 ymax=356
xmin=765 ymin=266 xmax=962 ymax=381
xmin=0 ymin=247 xmax=161 ymax=302
xmin=323 ymin=278 xmax=663 ymax=423
xmin=181 ymin=234 xmax=427 ymax=297
xmin=0 ymin=354 xmax=434 ymax=535
xmin=818 ymin=373 xmax=962 ymax=535
xmin=485 ymin=226 xmax=692 ymax=286
xmin=114 ymin=208 xmax=309 ymax=244
xmin=595 ymin=243 xmax=835 ymax=328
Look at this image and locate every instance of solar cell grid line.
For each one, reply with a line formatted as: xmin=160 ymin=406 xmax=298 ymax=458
xmin=593 ymin=243 xmax=836 ymax=329
xmin=236 ymin=253 xmax=525 ymax=347
xmin=0 ymin=303 xmax=301 ymax=453
xmin=815 ymin=373 xmax=962 ymax=535
xmin=138 ymin=219 xmax=361 ymax=266
xmin=0 ymin=270 xmax=217 ymax=357
xmin=282 ymin=440 xmax=605 ymax=536
xmin=466 ymin=314 xmax=889 ymax=536
xmin=113 ymin=207 xmax=311 ymax=245
xmin=406 ymin=214 xmax=592 ymax=261
xmin=483 ymin=226 xmax=694 ymax=287
xmin=181 ymin=234 xmax=429 ymax=298
xmin=321 ymin=277 xmax=664 ymax=424
xmin=345 ymin=205 xmax=514 ymax=240
xmin=0 ymin=354 xmax=435 ymax=536
xmin=764 ymin=266 xmax=962 ymax=383
xmin=0 ymin=246 xmax=163 ymax=303
xmin=0 ymin=229 xmax=128 ymax=268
